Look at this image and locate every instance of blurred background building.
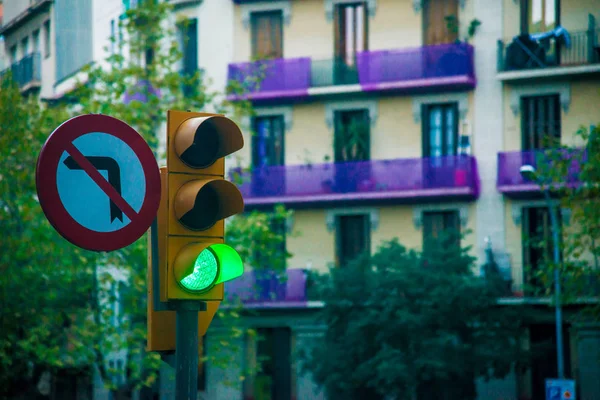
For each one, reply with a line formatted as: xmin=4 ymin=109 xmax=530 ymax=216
xmin=1 ymin=0 xmax=599 ymax=399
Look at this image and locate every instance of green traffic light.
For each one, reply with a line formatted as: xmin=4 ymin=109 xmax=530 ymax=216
xmin=175 ymin=244 xmax=244 ymax=293
xmin=180 ymin=248 xmax=219 ymax=292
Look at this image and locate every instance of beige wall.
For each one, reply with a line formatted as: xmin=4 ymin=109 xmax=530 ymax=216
xmin=558 ymin=0 xmax=600 ymax=32
xmin=288 ymin=209 xmax=334 ymax=271
xmin=241 ymin=93 xmax=476 ymax=169
xmin=286 ymin=0 xmax=332 ymax=59
xmin=287 ymin=204 xmax=477 ymax=272
xmin=503 ymin=81 xmax=600 ymax=151
xmin=286 ymin=104 xmax=331 ymax=164
xmin=234 ymin=0 xmax=480 ymax=63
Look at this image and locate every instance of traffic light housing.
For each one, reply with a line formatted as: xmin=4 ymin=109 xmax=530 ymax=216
xmin=164 ymin=110 xmax=245 ymax=301
xmin=147 ymin=168 xmax=221 ymax=352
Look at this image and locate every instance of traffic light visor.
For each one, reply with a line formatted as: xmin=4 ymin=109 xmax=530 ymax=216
xmin=174 ymin=243 xmax=244 ymax=293
xmin=174 ymin=179 xmax=244 ymax=231
xmin=174 ymin=116 xmax=244 ymax=169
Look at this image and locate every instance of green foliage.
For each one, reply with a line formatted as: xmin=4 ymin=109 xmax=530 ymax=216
xmin=0 ymin=0 xmax=276 ymax=396
xmin=444 ymin=16 xmax=481 ymax=43
xmin=334 ymin=117 xmax=370 ymax=162
xmin=0 ymin=77 xmax=100 ymax=398
xmin=303 ymin=237 xmax=525 ymax=400
xmin=539 ymin=124 xmax=600 ymax=318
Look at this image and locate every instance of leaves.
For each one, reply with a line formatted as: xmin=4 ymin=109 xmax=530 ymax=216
xmin=303 ymin=237 xmax=525 ymax=400
xmin=534 ymin=124 xmax=600 ymax=316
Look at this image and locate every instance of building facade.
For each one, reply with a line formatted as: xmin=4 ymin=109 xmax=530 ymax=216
xmin=2 ymin=0 xmax=599 ymax=399
xmin=209 ymin=0 xmax=600 ymax=399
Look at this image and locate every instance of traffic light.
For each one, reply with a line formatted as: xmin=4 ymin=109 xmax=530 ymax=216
xmin=147 ymin=168 xmax=222 ymax=352
xmin=164 ymin=110 xmax=245 ymax=301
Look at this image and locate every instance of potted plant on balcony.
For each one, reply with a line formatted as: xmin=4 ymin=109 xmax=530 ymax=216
xmin=333 ymin=116 xmax=371 ymax=192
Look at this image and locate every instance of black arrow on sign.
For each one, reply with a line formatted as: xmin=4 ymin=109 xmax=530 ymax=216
xmin=64 ymin=156 xmax=124 ymax=222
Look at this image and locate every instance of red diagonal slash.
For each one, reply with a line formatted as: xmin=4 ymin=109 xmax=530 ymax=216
xmin=65 ymin=142 xmax=138 ymax=221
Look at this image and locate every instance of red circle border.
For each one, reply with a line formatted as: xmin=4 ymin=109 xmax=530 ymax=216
xmin=36 ymin=114 xmax=161 ymax=252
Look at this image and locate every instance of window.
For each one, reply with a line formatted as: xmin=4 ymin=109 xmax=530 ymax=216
xmin=336 ymin=214 xmax=370 ymax=267
xmin=422 ymin=211 xmax=460 ymax=254
xmin=521 ymin=0 xmax=559 ymax=34
xmin=252 ymin=115 xmax=285 ymax=168
xmin=10 ymin=45 xmax=17 ymax=64
xmin=521 ymin=206 xmax=562 ymax=293
xmin=334 ymin=109 xmax=370 ymax=162
xmin=423 ymin=0 xmax=459 ymax=45
xmin=110 ymin=19 xmax=116 ymax=54
xmin=249 ymin=328 xmax=292 ymax=400
xmin=176 ymin=18 xmax=198 ymax=97
xmin=521 ymin=94 xmax=561 ymax=150
xmin=179 ymin=18 xmax=198 ymax=75
xmin=32 ymin=29 xmax=40 ymax=55
xmin=251 ymin=11 xmax=283 ymax=59
xmin=334 ymin=2 xmax=368 ymax=65
xmin=422 ymin=103 xmax=458 ymax=157
xmin=43 ymin=20 xmax=51 ymax=57
xmin=251 ymin=115 xmax=286 ymax=197
xmin=21 ymin=37 xmax=30 ymax=57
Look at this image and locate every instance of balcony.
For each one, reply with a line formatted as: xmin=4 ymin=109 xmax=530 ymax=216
xmin=234 ymin=155 xmax=480 ymax=208
xmin=227 ymin=43 xmax=476 ymax=102
xmin=225 ymin=269 xmax=310 ymax=309
xmin=497 ymin=149 xmax=584 ymax=198
xmin=0 ymin=53 xmax=42 ymax=92
xmin=497 ymin=24 xmax=600 ymax=82
xmin=227 ymin=57 xmax=312 ymax=102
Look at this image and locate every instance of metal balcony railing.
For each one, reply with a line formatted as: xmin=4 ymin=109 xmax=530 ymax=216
xmin=0 ymin=52 xmax=41 ymax=90
xmin=498 ymin=26 xmax=600 ymax=72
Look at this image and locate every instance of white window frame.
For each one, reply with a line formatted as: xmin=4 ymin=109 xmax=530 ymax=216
xmin=241 ymin=0 xmax=292 ymax=29
xmin=412 ymin=93 xmax=469 ymax=123
xmin=325 ymin=207 xmax=379 ymax=232
xmin=412 ymin=203 xmax=469 ymax=229
xmin=242 ymin=106 xmax=293 ymax=132
xmin=324 ymin=0 xmax=377 ymax=21
xmin=412 ymin=0 xmax=466 ymax=12
xmin=509 ymin=82 xmax=571 ymax=116
xmin=510 ymin=200 xmax=572 ymax=226
xmin=325 ymin=99 xmax=378 ymax=129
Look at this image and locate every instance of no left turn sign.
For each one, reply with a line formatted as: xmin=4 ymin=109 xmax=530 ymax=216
xmin=36 ymin=114 xmax=161 ymax=252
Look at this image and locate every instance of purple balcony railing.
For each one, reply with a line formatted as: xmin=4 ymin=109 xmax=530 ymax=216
xmin=227 ymin=43 xmax=476 ymax=101
xmin=227 ymin=57 xmax=311 ymax=101
xmin=234 ymin=155 xmax=480 ymax=207
xmin=225 ymin=269 xmax=308 ymax=308
xmin=497 ymin=149 xmax=585 ymax=196
xmin=356 ymin=43 xmax=476 ymax=92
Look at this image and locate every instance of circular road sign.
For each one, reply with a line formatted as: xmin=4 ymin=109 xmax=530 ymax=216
xmin=36 ymin=114 xmax=161 ymax=252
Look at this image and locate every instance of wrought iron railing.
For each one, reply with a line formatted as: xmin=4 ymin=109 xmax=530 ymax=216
xmin=498 ymin=27 xmax=600 ymax=72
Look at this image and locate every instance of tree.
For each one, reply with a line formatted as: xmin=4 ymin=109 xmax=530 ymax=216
xmin=0 ymin=1 xmax=284 ymax=398
xmin=539 ymin=124 xmax=600 ymax=318
xmin=303 ymin=235 xmax=525 ymax=400
xmin=0 ymin=76 xmax=101 ymax=399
